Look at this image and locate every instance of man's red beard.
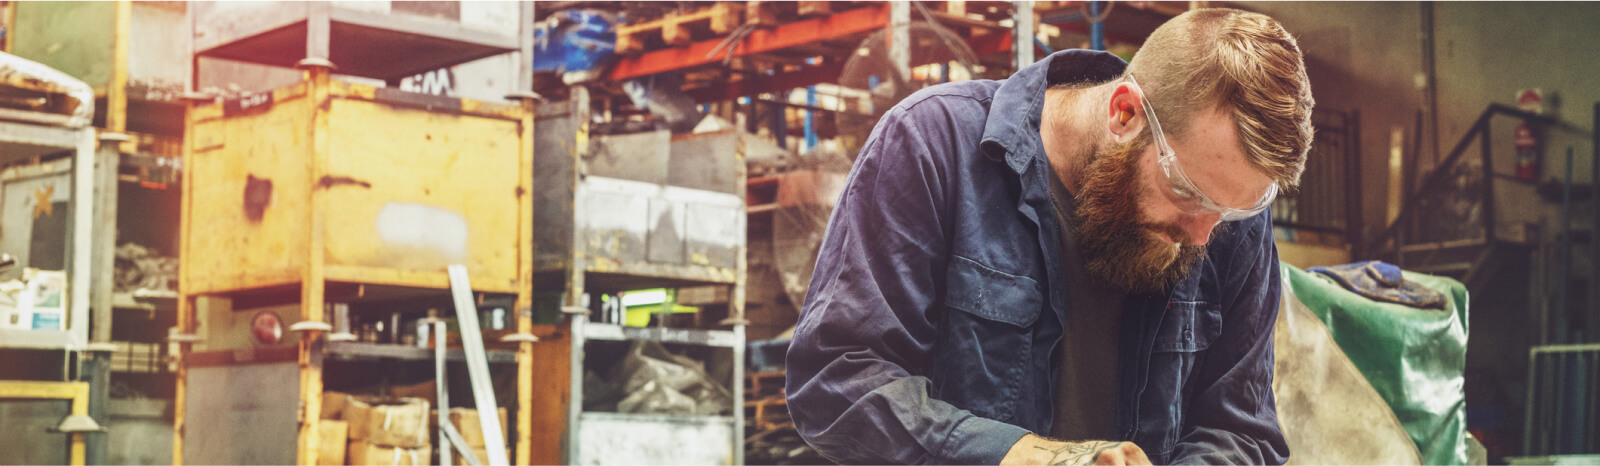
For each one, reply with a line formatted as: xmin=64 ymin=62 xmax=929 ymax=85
xmin=1072 ymin=136 xmax=1210 ymax=293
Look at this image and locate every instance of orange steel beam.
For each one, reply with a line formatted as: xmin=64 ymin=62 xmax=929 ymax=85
xmin=607 ymin=4 xmax=889 ymax=81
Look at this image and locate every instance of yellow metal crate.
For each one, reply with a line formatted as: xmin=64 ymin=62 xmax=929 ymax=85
xmin=182 ymin=74 xmax=531 ymax=297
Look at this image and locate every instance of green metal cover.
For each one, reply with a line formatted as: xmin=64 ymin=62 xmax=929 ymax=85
xmin=12 ymin=1 xmax=116 ymax=92
xmin=1283 ymin=263 xmax=1470 ymax=465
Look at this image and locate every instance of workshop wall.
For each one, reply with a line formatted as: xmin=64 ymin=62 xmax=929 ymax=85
xmin=1240 ymin=2 xmax=1600 ymax=456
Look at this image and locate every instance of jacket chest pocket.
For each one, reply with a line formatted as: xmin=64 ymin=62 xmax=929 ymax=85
xmin=934 ymin=255 xmax=1043 ymax=422
xmin=1140 ymin=300 xmax=1223 ymax=457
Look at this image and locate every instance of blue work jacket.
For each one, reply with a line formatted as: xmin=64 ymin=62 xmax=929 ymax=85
xmin=786 ymin=50 xmax=1290 ymax=465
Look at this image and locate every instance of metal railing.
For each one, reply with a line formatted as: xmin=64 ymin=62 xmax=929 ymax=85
xmin=1374 ymin=104 xmax=1591 ymax=261
xmin=1272 ymin=108 xmax=1362 ymax=254
xmin=1524 ymin=344 xmax=1600 ymax=456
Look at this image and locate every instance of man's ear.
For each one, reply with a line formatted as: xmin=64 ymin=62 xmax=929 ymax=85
xmin=1107 ymin=83 xmax=1144 ymax=143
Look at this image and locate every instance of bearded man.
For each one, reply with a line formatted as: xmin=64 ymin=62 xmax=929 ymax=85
xmin=785 ymin=8 xmax=1314 ymax=465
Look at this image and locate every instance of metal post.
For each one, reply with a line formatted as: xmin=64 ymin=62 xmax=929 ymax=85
xmin=732 ymin=323 xmax=746 ymax=465
xmin=1524 ymin=348 xmax=1538 ymax=455
xmin=437 ymin=320 xmax=452 ymax=466
xmin=1088 ymin=1 xmax=1103 ymax=51
xmin=1481 ymin=122 xmax=1497 ymax=244
xmin=518 ymin=1 xmax=535 ymax=94
xmin=889 ymin=1 xmax=911 ymax=82
xmin=1348 ymin=110 xmax=1364 ymax=258
xmin=87 ymin=131 xmax=126 ymax=466
xmin=1557 ymin=147 xmax=1572 ymax=345
xmin=804 ymin=86 xmax=817 ymax=152
xmin=295 ymin=58 xmax=336 ymax=466
xmin=68 ymin=135 xmax=96 ymax=346
xmin=306 ymin=2 xmax=331 ymax=62
xmin=1014 ymin=1 xmax=1036 ymax=68
xmin=564 ymin=87 xmax=590 ymax=464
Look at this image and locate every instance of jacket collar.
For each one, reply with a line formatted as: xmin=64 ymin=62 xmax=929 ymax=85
xmin=980 ymin=49 xmax=1129 ymax=174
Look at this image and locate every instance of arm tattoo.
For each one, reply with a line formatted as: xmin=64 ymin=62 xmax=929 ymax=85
xmin=1032 ymin=440 xmax=1123 ymax=466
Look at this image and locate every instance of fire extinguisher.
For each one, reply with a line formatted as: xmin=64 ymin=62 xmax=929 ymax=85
xmin=1514 ymin=88 xmax=1545 ymax=181
xmin=1515 ymin=120 xmax=1541 ymax=181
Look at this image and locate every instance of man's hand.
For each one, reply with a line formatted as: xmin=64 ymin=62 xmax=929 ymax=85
xmin=1000 ymin=433 xmax=1152 ymax=466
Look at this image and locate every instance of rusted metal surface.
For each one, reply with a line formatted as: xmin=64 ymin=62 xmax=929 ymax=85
xmin=575 ymin=176 xmax=744 ymax=281
xmin=0 ymin=50 xmax=94 ymax=127
xmin=669 ymin=130 xmax=740 ymax=195
xmin=176 ymin=58 xmax=535 ymax=464
xmin=181 ymin=363 xmax=299 ymax=465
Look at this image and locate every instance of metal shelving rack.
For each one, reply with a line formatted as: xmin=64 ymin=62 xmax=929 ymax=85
xmin=172 ymin=2 xmax=540 ymax=465
xmin=0 ymin=51 xmax=107 ymax=466
xmin=531 ymin=84 xmax=748 ymax=464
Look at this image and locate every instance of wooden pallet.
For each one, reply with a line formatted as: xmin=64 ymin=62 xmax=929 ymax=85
xmin=744 ymin=395 xmax=790 ymax=431
xmin=744 ymin=1 xmax=868 ymax=26
xmin=616 ymin=2 xmax=746 ymax=54
xmin=746 ymin=370 xmax=786 ymax=398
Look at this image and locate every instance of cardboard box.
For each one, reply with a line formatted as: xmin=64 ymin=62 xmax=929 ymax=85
xmin=452 ymin=446 xmax=508 ymax=465
xmin=14 ymin=269 xmax=66 ymax=330
xmin=448 ymin=407 xmax=508 ymax=447
xmin=322 ymin=391 xmax=351 ymax=420
xmin=316 ymin=419 xmax=347 ymax=465
xmin=347 ymin=440 xmax=430 ymax=466
xmin=344 ymin=396 xmax=430 ymax=448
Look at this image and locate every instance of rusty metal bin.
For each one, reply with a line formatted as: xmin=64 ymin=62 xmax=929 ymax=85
xmin=183 ymin=73 xmax=531 ymax=297
xmin=176 ymin=66 xmax=536 ymax=465
xmin=531 ymin=86 xmax=747 ymax=465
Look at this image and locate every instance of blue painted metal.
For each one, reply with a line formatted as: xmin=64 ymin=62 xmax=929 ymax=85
xmin=1035 ymin=37 xmax=1055 ymax=55
xmin=805 ymin=86 xmax=818 ymax=151
xmin=1090 ymin=1 xmax=1104 ymax=50
xmin=532 ymin=9 xmax=620 ymax=76
xmin=868 ymin=75 xmax=880 ymax=114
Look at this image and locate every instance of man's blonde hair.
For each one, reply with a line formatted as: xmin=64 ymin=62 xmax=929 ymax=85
xmin=1127 ymin=8 xmax=1314 ymax=189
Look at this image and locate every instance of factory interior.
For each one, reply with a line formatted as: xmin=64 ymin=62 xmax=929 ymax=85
xmin=0 ymin=1 xmax=1596 ymax=465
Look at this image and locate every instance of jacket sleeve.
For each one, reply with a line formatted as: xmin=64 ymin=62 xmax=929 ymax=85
xmin=784 ymin=109 xmax=1030 ymax=465
xmin=1168 ymin=213 xmax=1292 ymax=465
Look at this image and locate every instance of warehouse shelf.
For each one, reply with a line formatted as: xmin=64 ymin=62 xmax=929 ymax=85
xmin=526 ymin=85 xmax=747 ymax=464
xmin=578 ymin=411 xmax=739 ymax=425
xmin=581 ymin=322 xmax=742 ymax=348
xmin=324 ymin=342 xmax=517 ymax=364
xmin=0 ymin=328 xmax=81 ymax=351
xmin=172 ymin=2 xmax=540 ymax=464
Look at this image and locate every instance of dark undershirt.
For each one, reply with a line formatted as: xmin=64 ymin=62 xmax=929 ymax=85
xmin=1047 ymin=170 xmax=1126 ymax=441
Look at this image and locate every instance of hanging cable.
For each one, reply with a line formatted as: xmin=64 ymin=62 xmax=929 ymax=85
xmin=910 ymin=1 xmax=980 ymax=78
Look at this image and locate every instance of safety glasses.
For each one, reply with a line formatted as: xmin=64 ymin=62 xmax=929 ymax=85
xmin=1126 ymin=74 xmax=1277 ymax=222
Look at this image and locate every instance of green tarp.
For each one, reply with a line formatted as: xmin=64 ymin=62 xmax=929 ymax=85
xmin=1282 ymin=263 xmax=1470 ymax=465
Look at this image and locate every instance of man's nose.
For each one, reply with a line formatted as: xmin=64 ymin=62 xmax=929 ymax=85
xmin=1180 ymin=213 xmax=1221 ymax=246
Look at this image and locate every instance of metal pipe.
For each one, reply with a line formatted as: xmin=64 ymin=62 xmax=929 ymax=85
xmin=1558 ymin=147 xmax=1573 ymax=345
xmin=1014 ymin=1 xmax=1036 ymax=67
xmin=1089 ymin=1 xmax=1103 ymax=51
xmin=1482 ymin=123 xmax=1498 ymax=244
xmin=1420 ymin=2 xmax=1441 ymax=166
xmin=804 ymin=86 xmax=817 ymax=152
xmin=1524 ymin=348 xmax=1538 ymax=455
xmin=437 ymin=319 xmax=452 ymax=466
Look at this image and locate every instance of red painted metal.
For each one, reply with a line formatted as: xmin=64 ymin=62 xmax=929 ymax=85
xmin=607 ymin=5 xmax=890 ymax=81
xmin=687 ymin=60 xmax=847 ymax=102
xmin=684 ymin=30 xmax=1016 ymax=102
